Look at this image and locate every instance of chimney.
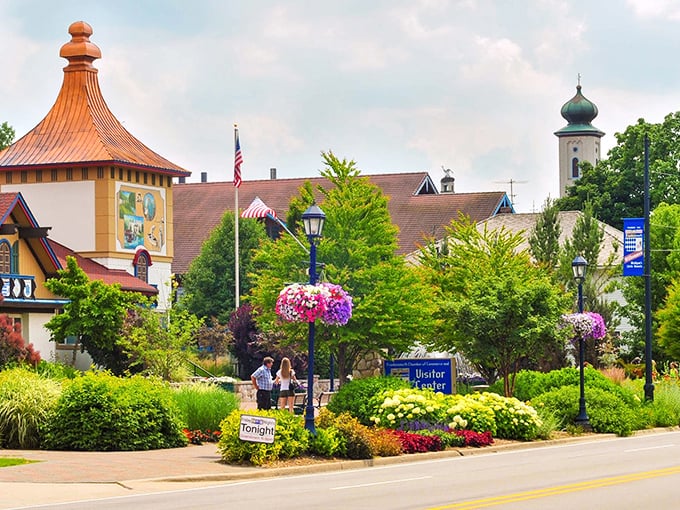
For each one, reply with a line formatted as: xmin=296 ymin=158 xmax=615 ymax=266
xmin=270 ymin=167 xmax=277 ymax=180
xmin=201 ymin=172 xmax=207 ymax=183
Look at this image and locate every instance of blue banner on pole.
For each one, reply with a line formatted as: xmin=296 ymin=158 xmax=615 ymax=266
xmin=623 ymin=218 xmax=644 ymax=276
xmin=383 ymin=358 xmax=456 ymax=393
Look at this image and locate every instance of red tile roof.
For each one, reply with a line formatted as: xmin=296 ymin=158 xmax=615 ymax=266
xmin=0 ymin=21 xmax=189 ymax=177
xmin=49 ymin=239 xmax=158 ymax=295
xmin=172 ymin=173 xmax=509 ymax=273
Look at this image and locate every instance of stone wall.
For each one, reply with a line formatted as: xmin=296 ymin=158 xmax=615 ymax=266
xmin=235 ymin=377 xmax=340 ymax=402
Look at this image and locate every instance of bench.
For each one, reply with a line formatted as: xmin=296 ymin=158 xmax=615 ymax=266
xmin=316 ymin=391 xmax=337 ymax=408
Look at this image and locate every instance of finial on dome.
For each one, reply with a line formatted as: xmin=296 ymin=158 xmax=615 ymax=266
xmin=60 ymin=21 xmax=101 ymax=72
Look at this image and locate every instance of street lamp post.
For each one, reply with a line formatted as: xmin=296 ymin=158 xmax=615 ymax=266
xmin=302 ymin=203 xmax=326 ymax=434
xmin=572 ymin=255 xmax=590 ymax=429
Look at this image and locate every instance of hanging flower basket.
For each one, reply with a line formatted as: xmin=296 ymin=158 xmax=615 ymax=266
xmin=560 ymin=312 xmax=607 ymax=341
xmin=276 ymin=282 xmax=353 ymax=326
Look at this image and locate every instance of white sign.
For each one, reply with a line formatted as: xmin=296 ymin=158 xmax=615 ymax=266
xmin=239 ymin=414 xmax=276 ymax=444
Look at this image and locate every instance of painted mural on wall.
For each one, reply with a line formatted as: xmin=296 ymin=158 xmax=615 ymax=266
xmin=116 ymin=183 xmax=166 ymax=254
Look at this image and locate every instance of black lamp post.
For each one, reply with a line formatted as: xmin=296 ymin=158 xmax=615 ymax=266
xmin=572 ymin=255 xmax=590 ymax=429
xmin=302 ymin=203 xmax=325 ymax=433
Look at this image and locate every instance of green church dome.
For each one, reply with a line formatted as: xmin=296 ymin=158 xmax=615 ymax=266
xmin=555 ymin=84 xmax=604 ymax=136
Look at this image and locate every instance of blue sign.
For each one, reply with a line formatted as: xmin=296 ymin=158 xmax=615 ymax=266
xmin=383 ymin=358 xmax=456 ymax=394
xmin=623 ymin=218 xmax=644 ymax=276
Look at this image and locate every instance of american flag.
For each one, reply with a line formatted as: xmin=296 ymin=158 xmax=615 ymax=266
xmin=234 ymin=128 xmax=243 ymax=188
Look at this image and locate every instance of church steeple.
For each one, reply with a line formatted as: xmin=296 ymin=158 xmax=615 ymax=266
xmin=555 ymin=79 xmax=604 ymax=197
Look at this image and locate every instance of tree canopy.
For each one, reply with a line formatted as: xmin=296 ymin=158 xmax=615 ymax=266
xmin=247 ymin=151 xmax=437 ymax=384
xmin=0 ymin=122 xmax=14 ymax=151
xmin=44 ymin=256 xmax=141 ymax=374
xmin=418 ymin=215 xmax=571 ymax=397
xmin=181 ymin=209 xmax=268 ymax=323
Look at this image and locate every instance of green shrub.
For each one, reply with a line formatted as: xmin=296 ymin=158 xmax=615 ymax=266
xmin=443 ymin=395 xmax=497 ymax=436
xmin=331 ymin=412 xmax=374 ymax=459
xmin=366 ymin=428 xmax=403 ymax=457
xmin=415 ymin=428 xmax=465 ymax=448
xmin=532 ymin=385 xmax=638 ymax=436
xmin=0 ymin=367 xmax=62 ymax=448
xmin=217 ymin=409 xmax=309 ymax=465
xmin=369 ymin=388 xmax=447 ymax=428
xmin=466 ymin=392 xmax=542 ymax=440
xmin=534 ymin=405 xmax=560 ymax=440
xmin=35 ymin=361 xmax=80 ymax=381
xmin=648 ymin=381 xmax=680 ymax=427
xmin=508 ymin=368 xmax=640 ymax=410
xmin=173 ymin=382 xmax=240 ymax=431
xmin=309 ymin=426 xmax=346 ymax=457
xmin=42 ymin=372 xmax=187 ymax=450
xmin=327 ymin=376 xmax=411 ymax=425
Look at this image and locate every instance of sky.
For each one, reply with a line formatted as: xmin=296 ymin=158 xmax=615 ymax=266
xmin=2 ymin=0 xmax=680 ymax=213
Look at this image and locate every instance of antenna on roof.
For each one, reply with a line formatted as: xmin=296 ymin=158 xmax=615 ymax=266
xmin=493 ymin=179 xmax=528 ymax=206
xmin=441 ymin=166 xmax=453 ymax=178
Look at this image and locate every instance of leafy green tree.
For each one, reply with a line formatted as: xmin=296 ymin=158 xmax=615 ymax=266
xmin=557 ymin=113 xmax=680 ymax=230
xmin=44 ymin=256 xmax=141 ymax=374
xmin=623 ymin=202 xmax=680 ymax=361
xmin=556 ymin=203 xmax=621 ymax=366
xmin=248 ymin=152 xmax=437 ymax=385
xmin=0 ymin=122 xmax=14 ymax=151
xmin=656 ymin=279 xmax=680 ymax=360
xmin=529 ymin=197 xmax=562 ymax=270
xmin=119 ymin=302 xmax=203 ymax=381
xmin=418 ymin=216 xmax=571 ymax=397
xmin=181 ymin=210 xmax=268 ymax=323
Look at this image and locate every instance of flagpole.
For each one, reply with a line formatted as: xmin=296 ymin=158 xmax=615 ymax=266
xmin=234 ymin=124 xmax=240 ymax=310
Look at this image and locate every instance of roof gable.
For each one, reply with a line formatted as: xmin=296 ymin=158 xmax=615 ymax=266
xmin=0 ymin=192 xmax=60 ymax=275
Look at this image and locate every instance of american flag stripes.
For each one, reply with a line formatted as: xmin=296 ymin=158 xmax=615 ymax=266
xmin=234 ymin=127 xmax=243 ymax=188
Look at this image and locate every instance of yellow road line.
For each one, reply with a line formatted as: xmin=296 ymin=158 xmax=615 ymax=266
xmin=429 ymin=465 xmax=680 ymax=509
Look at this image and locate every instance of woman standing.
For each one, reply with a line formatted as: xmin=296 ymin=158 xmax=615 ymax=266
xmin=274 ymin=357 xmax=299 ymax=412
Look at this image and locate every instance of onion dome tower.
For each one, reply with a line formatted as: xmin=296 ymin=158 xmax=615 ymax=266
xmin=554 ymin=81 xmax=604 ymax=197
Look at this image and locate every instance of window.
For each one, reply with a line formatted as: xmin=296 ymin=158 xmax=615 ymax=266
xmin=36 ymin=170 xmax=43 ymax=183
xmin=160 ymin=175 xmax=164 ymax=187
xmin=10 ymin=241 xmax=18 ymax=274
xmin=0 ymin=241 xmax=11 ymax=273
xmin=151 ymin=174 xmax=156 ymax=186
xmin=51 ymin=169 xmax=58 ymax=181
xmin=571 ymin=157 xmax=580 ymax=178
xmin=81 ymin=167 xmax=89 ymax=180
xmin=5 ymin=172 xmax=12 ymax=184
xmin=20 ymin=171 xmax=27 ymax=183
xmin=66 ymin=168 xmax=73 ymax=181
xmin=135 ymin=252 xmax=149 ymax=283
xmin=143 ymin=173 xmax=148 ymax=184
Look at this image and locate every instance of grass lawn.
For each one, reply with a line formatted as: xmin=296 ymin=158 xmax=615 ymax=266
xmin=0 ymin=457 xmax=37 ymax=468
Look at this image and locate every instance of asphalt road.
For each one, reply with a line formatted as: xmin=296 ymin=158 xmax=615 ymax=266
xmin=12 ymin=430 xmax=680 ymax=510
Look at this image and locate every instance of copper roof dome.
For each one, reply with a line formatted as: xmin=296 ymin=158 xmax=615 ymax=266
xmin=0 ymin=21 xmax=190 ymax=176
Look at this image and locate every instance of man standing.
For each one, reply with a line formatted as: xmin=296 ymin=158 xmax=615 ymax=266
xmin=251 ymin=357 xmax=274 ymax=410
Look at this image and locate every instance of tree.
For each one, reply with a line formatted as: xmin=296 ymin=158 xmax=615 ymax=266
xmin=656 ymin=278 xmax=680 ymax=360
xmin=119 ymin=302 xmax=203 ymax=381
xmin=623 ymin=202 xmax=680 ymax=361
xmin=0 ymin=122 xmax=14 ymax=151
xmin=557 ymin=113 xmax=680 ymax=230
xmin=0 ymin=315 xmax=40 ymax=368
xmin=529 ymin=197 xmax=562 ymax=270
xmin=181 ymin=210 xmax=268 ymax=323
xmin=44 ymin=256 xmax=141 ymax=374
xmin=248 ymin=151 xmax=437 ymax=385
xmin=418 ymin=215 xmax=570 ymax=397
